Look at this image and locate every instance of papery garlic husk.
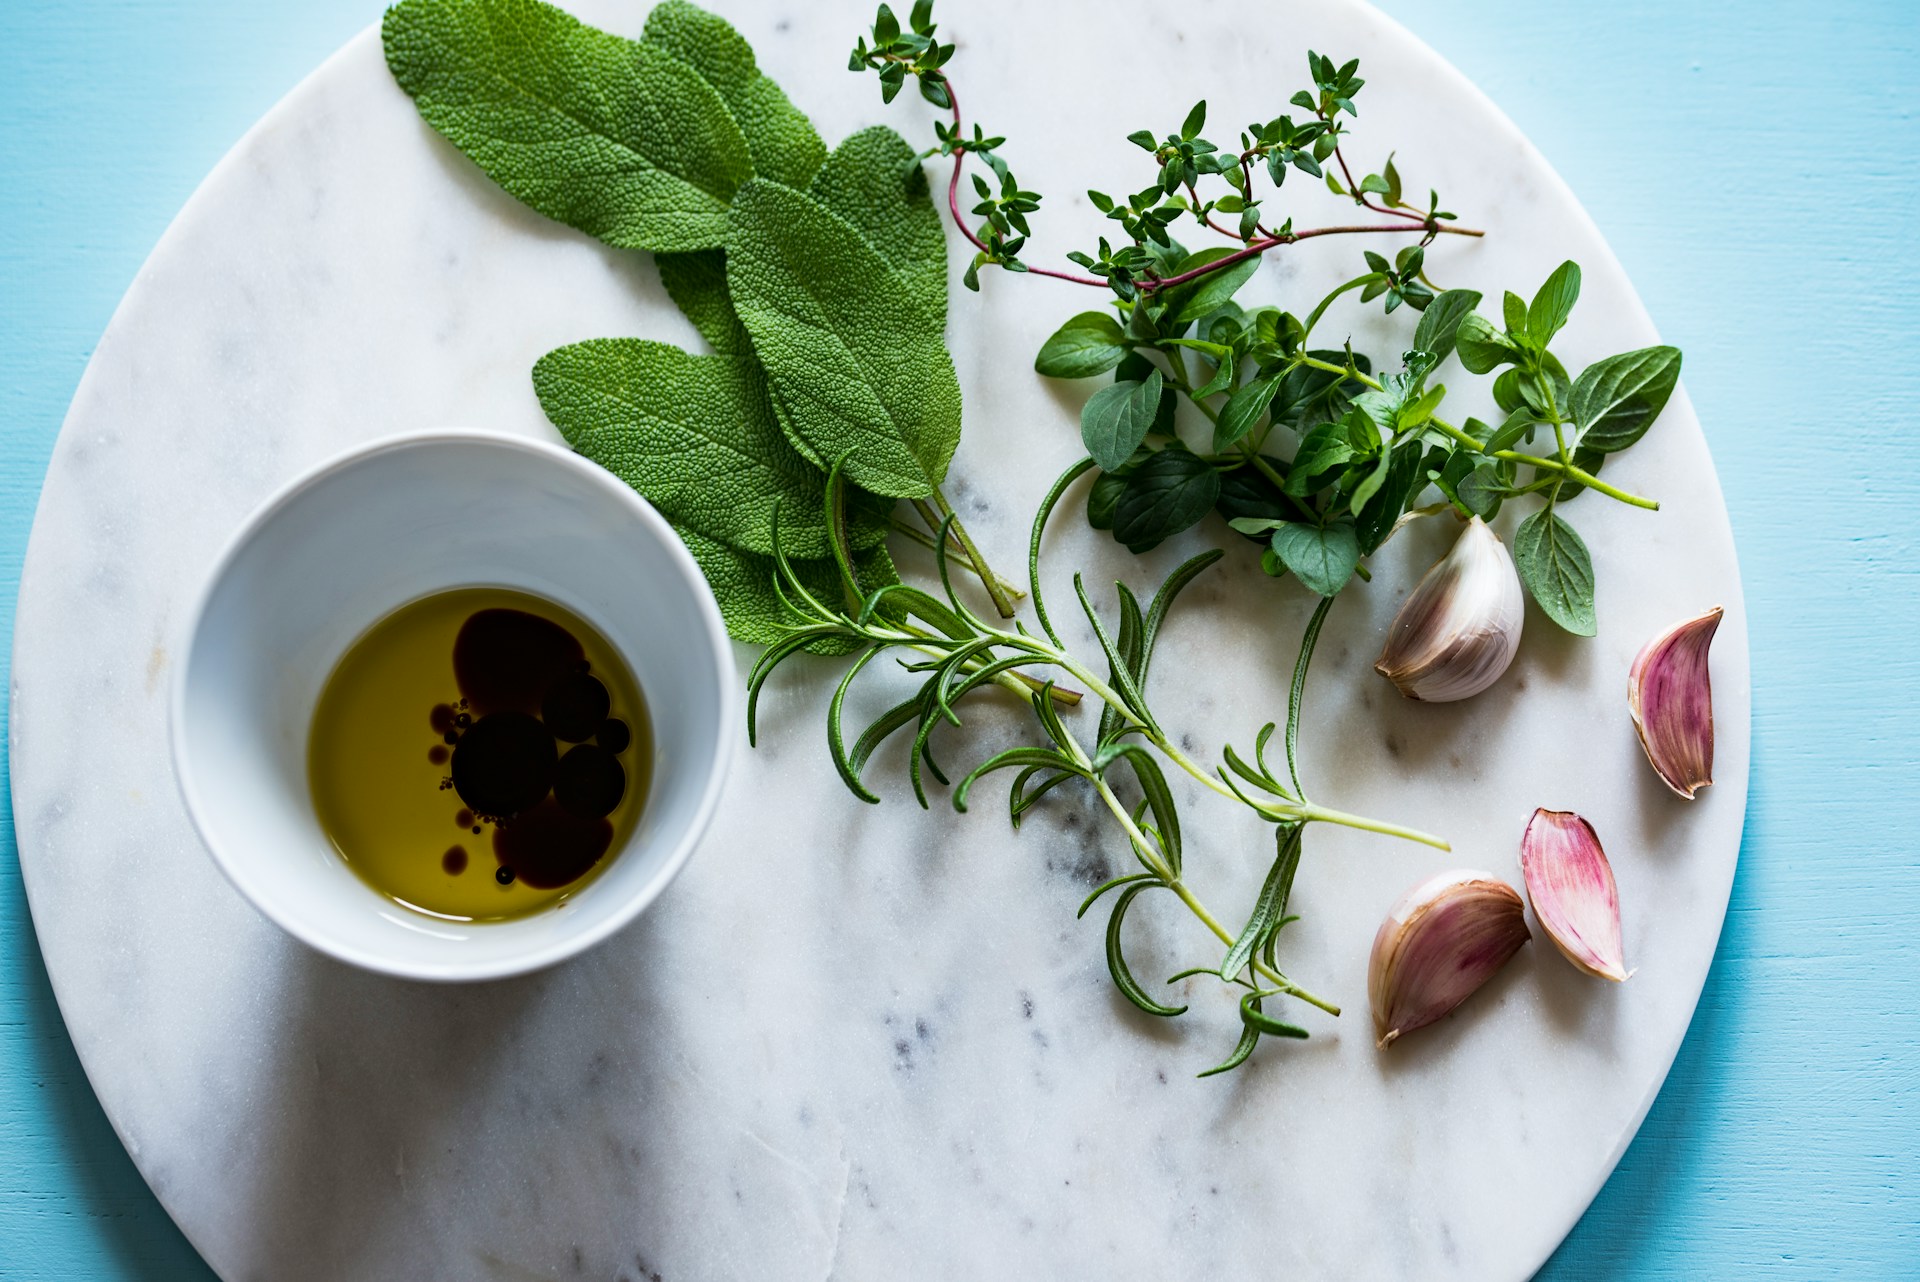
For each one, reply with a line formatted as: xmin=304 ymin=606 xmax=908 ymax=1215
xmin=1521 ymin=809 xmax=1631 ymax=982
xmin=1368 ymin=869 xmax=1531 ymax=1048
xmin=1375 ymin=516 xmax=1524 ymax=702
xmin=1628 ymin=606 xmax=1722 ymax=799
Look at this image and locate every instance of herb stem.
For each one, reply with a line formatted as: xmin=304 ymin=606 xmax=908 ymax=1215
xmin=929 ymin=486 xmax=1019 ymax=618
xmin=1294 ymin=356 xmax=1661 ymax=510
xmin=1297 ymin=803 xmax=1452 ymax=850
xmin=890 ymin=514 xmax=1027 ymax=602
xmin=1075 ymin=724 xmax=1341 ymax=1016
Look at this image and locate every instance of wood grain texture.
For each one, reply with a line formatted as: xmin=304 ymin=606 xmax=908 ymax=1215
xmin=2 ymin=1 xmax=1915 ymax=1278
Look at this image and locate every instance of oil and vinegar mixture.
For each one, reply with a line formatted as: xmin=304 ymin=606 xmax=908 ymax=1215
xmin=308 ymin=587 xmax=652 ymax=922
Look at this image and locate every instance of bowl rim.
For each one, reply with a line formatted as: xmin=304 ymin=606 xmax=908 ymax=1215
xmin=168 ymin=427 xmax=737 ymax=982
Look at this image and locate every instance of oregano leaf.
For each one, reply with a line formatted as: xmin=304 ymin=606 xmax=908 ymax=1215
xmin=1513 ymin=508 xmax=1598 ymax=635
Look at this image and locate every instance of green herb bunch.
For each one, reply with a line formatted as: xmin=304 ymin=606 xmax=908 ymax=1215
xmin=385 ymin=0 xmax=1021 ymax=622
xmin=855 ymin=1 xmax=1685 ymax=634
xmin=753 ymin=457 xmax=1447 ymax=1073
xmin=385 ymin=0 xmax=1453 ymax=1074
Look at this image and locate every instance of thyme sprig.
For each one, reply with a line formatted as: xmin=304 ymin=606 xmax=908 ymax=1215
xmin=747 ymin=458 xmax=1447 ymax=1073
xmin=851 ymin=1 xmax=1483 ymax=297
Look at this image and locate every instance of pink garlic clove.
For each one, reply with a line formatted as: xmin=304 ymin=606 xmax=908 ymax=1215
xmin=1375 ymin=516 xmax=1525 ymax=703
xmin=1368 ymin=869 xmax=1531 ymax=1048
xmin=1628 ymin=606 xmax=1722 ymax=799
xmin=1520 ymin=808 xmax=1630 ymax=982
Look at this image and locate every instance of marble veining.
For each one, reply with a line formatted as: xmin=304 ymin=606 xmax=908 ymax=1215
xmin=10 ymin=2 xmax=1749 ymax=1278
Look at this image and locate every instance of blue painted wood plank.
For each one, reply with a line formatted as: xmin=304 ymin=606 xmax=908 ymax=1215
xmin=3 ymin=1 xmax=1917 ymax=1278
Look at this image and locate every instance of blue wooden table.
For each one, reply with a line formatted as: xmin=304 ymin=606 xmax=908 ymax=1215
xmin=3 ymin=2 xmax=1914 ymax=1276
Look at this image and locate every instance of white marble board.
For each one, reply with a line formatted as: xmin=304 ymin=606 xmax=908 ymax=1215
xmin=10 ymin=2 xmax=1749 ymax=1278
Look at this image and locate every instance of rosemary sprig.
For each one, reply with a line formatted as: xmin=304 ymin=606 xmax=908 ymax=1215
xmin=747 ymin=458 xmax=1447 ymax=1073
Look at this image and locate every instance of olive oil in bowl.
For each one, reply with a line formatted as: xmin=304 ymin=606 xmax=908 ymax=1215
xmin=308 ymin=588 xmax=652 ymax=922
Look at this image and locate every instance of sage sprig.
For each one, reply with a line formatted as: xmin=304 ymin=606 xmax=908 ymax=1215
xmin=385 ymin=0 xmax=1018 ymax=615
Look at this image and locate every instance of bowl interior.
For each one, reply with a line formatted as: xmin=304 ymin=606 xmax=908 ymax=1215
xmin=174 ymin=433 xmax=731 ymax=979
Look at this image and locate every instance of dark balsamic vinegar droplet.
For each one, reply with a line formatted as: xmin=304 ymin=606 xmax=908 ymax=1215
xmin=442 ymin=846 xmax=468 ymax=876
xmin=542 ymin=673 xmax=610 ymax=743
xmin=496 ymin=865 xmax=516 ymax=886
xmin=449 ymin=711 xmax=556 ymax=818
xmin=455 ymin=809 xmax=474 ymax=828
xmin=493 ymin=797 xmax=612 ymax=889
xmin=428 ymin=745 xmax=450 ymax=766
xmin=553 ymin=744 xmax=625 ymax=818
xmin=453 ymin=609 xmax=583 ymax=716
xmin=430 ymin=704 xmax=457 ymax=733
xmin=596 ymin=718 xmax=631 ymax=755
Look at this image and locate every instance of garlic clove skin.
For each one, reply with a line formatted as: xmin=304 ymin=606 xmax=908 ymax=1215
xmin=1628 ymin=606 xmax=1722 ymax=799
xmin=1368 ymin=869 xmax=1531 ymax=1048
xmin=1375 ymin=516 xmax=1525 ymax=703
xmin=1520 ymin=809 xmax=1630 ymax=982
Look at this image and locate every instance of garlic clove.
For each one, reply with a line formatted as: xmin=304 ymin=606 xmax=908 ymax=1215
xmin=1375 ymin=516 xmax=1525 ymax=703
xmin=1368 ymin=869 xmax=1531 ymax=1048
xmin=1520 ymin=809 xmax=1630 ymax=981
xmin=1628 ymin=606 xmax=1722 ymax=799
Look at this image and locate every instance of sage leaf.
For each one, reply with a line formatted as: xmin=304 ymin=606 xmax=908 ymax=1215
xmin=383 ymin=0 xmax=751 ymax=253
xmin=809 ymin=127 xmax=947 ymax=330
xmin=726 ymin=178 xmax=961 ymax=497
xmin=1036 ymin=311 xmax=1130 ymax=379
xmin=641 ymin=0 xmax=826 ymax=191
xmin=533 ymin=339 xmax=885 ymax=559
xmin=1082 ymin=371 xmax=1163 ymax=471
xmin=659 ymin=129 xmax=948 ymax=358
xmin=1113 ymin=446 xmax=1220 ymax=553
xmin=1269 ymin=521 xmax=1360 ymax=597
xmin=677 ymin=526 xmax=894 ymax=654
xmin=1412 ymin=288 xmax=1483 ymax=363
xmin=656 ymin=251 xmax=751 ymax=355
xmin=1571 ymin=346 xmax=1682 ymax=453
xmin=1514 ymin=508 xmax=1597 ymax=635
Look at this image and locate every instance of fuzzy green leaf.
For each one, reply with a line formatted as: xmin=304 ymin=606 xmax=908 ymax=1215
xmin=676 ymin=527 xmax=895 ymax=654
xmin=656 ymin=250 xmax=752 ymax=355
xmin=382 ymin=0 xmax=751 ymax=252
xmin=533 ymin=339 xmax=887 ymax=561
xmin=1153 ymin=248 xmax=1261 ymax=323
xmin=809 ymin=126 xmax=947 ymax=330
xmin=641 ymin=0 xmax=826 ymax=190
xmin=727 ymin=179 xmax=961 ymax=497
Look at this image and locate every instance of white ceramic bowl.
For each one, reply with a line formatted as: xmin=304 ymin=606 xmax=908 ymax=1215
xmin=171 ymin=430 xmax=735 ymax=981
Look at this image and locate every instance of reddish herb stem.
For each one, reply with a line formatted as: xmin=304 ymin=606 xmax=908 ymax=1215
xmin=934 ymin=73 xmax=1483 ymax=297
